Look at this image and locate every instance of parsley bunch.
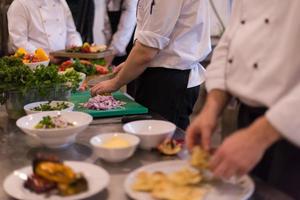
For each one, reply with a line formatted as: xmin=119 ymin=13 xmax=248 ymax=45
xmin=0 ymin=57 xmax=80 ymax=104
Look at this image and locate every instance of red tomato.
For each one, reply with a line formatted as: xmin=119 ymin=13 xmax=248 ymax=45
xmin=59 ymin=60 xmax=73 ymax=71
xmin=95 ymin=65 xmax=109 ymax=74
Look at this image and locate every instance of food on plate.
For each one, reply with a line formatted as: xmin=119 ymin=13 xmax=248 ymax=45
xmin=14 ymin=47 xmax=49 ymax=63
xmin=101 ymin=136 xmax=130 ymax=148
xmin=168 ymin=168 xmax=203 ymax=186
xmin=32 ymin=101 xmax=70 ymax=111
xmin=157 ymin=139 xmax=182 ymax=155
xmin=132 ymin=168 xmax=207 ymax=200
xmin=24 ymin=154 xmax=88 ymax=196
xmin=190 ymin=146 xmax=210 ymax=170
xmin=132 ymin=171 xmax=167 ymax=192
xmin=81 ymin=95 xmax=126 ymax=110
xmin=35 ymin=115 xmax=74 ymax=129
xmin=59 ymin=59 xmax=109 ymax=76
xmin=67 ymin=42 xmax=107 ymax=53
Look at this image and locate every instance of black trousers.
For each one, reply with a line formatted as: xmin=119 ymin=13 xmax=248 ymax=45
xmin=135 ymin=67 xmax=199 ymax=130
xmin=238 ymin=103 xmax=300 ymax=199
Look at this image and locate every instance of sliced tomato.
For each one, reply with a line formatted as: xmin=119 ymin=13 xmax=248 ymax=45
xmin=95 ymin=65 xmax=109 ymax=74
xmin=59 ymin=60 xmax=73 ymax=71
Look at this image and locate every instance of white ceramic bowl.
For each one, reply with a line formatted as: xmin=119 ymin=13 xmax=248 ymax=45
xmin=24 ymin=60 xmax=50 ymax=70
xmin=123 ymin=120 xmax=176 ymax=150
xmin=16 ymin=111 xmax=93 ymax=148
xmin=24 ymin=101 xmax=74 ymax=115
xmin=90 ymin=133 xmax=140 ymax=163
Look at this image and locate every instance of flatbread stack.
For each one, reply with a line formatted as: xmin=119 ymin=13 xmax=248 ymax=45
xmin=131 ymin=146 xmax=211 ymax=200
xmin=132 ymin=168 xmax=207 ymax=200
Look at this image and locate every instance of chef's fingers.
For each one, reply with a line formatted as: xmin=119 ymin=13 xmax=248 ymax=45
xmin=209 ymin=150 xmax=223 ymax=170
xmin=185 ymin=124 xmax=199 ymax=151
xmin=113 ymin=65 xmax=122 ymax=73
xmin=90 ymin=83 xmax=104 ymax=96
xmin=213 ymin=159 xmax=236 ymax=178
xmin=222 ymin=166 xmax=237 ymax=180
xmin=201 ymin=127 xmax=212 ymax=152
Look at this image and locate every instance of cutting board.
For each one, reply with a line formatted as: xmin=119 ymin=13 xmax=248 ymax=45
xmin=71 ymin=91 xmax=148 ymax=118
xmin=50 ymin=49 xmax=113 ymax=59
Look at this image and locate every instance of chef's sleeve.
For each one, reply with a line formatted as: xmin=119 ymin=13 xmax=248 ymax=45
xmin=109 ymin=0 xmax=138 ymax=56
xmin=266 ymin=83 xmax=300 ymax=147
xmin=7 ymin=1 xmax=37 ymax=53
xmin=135 ymin=0 xmax=184 ymax=50
xmin=205 ymin=1 xmax=241 ymax=92
xmin=62 ymin=1 xmax=82 ymax=48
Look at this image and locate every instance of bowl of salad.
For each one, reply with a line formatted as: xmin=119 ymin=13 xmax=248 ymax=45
xmin=24 ymin=101 xmax=74 ymax=115
xmin=16 ymin=111 xmax=93 ymax=148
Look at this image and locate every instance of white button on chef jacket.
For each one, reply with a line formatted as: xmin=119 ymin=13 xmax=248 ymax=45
xmin=7 ymin=0 xmax=82 ymax=54
xmin=135 ymin=0 xmax=211 ymax=88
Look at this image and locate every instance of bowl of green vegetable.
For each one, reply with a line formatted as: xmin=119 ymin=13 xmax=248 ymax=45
xmin=0 ymin=57 xmax=81 ymax=119
xmin=24 ymin=101 xmax=74 ymax=115
xmin=16 ymin=111 xmax=93 ymax=148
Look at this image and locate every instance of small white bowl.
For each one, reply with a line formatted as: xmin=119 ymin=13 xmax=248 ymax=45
xmin=16 ymin=111 xmax=93 ymax=148
xmin=90 ymin=133 xmax=140 ymax=163
xmin=24 ymin=101 xmax=74 ymax=115
xmin=123 ymin=120 xmax=176 ymax=150
xmin=24 ymin=60 xmax=50 ymax=70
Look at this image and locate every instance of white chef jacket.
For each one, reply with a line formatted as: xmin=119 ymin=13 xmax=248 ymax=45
xmin=103 ymin=0 xmax=138 ymax=56
xmin=135 ymin=0 xmax=211 ymax=88
xmin=205 ymin=0 xmax=300 ymax=146
xmin=7 ymin=0 xmax=82 ymax=54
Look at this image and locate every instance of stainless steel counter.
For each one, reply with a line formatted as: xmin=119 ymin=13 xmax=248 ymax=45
xmin=0 ymin=110 xmax=294 ymax=200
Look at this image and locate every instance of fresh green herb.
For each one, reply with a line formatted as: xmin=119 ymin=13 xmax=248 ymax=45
xmin=32 ymin=101 xmax=69 ymax=111
xmin=62 ymin=68 xmax=82 ymax=90
xmin=0 ymin=57 xmax=80 ymax=104
xmin=35 ymin=116 xmax=55 ymax=129
xmin=91 ymin=58 xmax=106 ymax=66
xmin=73 ymin=59 xmax=96 ymax=76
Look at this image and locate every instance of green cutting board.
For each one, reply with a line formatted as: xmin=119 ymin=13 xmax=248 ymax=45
xmin=71 ymin=91 xmax=148 ymax=118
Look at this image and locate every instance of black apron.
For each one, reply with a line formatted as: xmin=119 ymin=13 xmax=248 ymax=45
xmin=238 ymin=103 xmax=300 ymax=199
xmin=107 ymin=0 xmax=136 ymax=96
xmin=135 ymin=67 xmax=199 ymax=130
xmin=107 ymin=0 xmax=134 ymax=66
xmin=66 ymin=0 xmax=95 ymax=43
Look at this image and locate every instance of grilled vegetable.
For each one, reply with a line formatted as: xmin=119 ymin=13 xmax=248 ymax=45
xmin=58 ymin=174 xmax=88 ymax=196
xmin=24 ymin=174 xmax=56 ymax=194
xmin=157 ymin=139 xmax=182 ymax=155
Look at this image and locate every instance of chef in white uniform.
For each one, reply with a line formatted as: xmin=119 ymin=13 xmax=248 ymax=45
xmin=186 ymin=0 xmax=300 ymax=198
xmin=7 ymin=0 xmax=82 ymax=54
xmin=91 ymin=0 xmax=211 ymax=130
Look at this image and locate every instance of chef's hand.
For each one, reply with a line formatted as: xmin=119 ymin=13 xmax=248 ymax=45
xmin=49 ymin=55 xmax=62 ymax=64
xmin=113 ymin=62 xmax=125 ymax=74
xmin=104 ymin=54 xmax=115 ymax=68
xmin=90 ymin=78 xmax=120 ymax=96
xmin=210 ymin=117 xmax=281 ymax=179
xmin=186 ymin=108 xmax=218 ymax=152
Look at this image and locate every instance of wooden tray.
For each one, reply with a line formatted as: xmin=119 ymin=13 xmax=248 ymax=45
xmin=50 ymin=49 xmax=113 ymax=59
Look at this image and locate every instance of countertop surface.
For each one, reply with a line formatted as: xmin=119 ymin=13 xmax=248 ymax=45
xmin=0 ymin=108 xmax=295 ymax=200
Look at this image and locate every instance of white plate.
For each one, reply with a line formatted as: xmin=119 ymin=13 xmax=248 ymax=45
xmin=124 ymin=160 xmax=255 ymax=200
xmin=3 ymin=161 xmax=110 ymax=200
